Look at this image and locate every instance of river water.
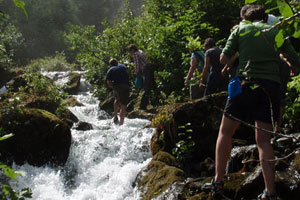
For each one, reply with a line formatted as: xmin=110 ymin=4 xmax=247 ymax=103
xmin=9 ymin=71 xmax=154 ymax=200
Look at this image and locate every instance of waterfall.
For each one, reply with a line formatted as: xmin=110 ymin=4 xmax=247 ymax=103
xmin=9 ymin=71 xmax=154 ymax=200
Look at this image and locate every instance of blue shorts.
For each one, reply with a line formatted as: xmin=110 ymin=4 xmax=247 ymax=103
xmin=224 ymin=78 xmax=281 ymax=124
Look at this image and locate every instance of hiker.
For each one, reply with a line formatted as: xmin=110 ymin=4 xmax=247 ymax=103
xmin=199 ymin=38 xmax=228 ymax=96
xmin=128 ymin=44 xmax=154 ymax=110
xmin=203 ymin=6 xmax=300 ymax=200
xmin=184 ymin=43 xmax=205 ymax=99
xmin=106 ymin=58 xmax=130 ymax=125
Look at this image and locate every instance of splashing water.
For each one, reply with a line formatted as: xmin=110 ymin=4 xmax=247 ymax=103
xmin=9 ymin=72 xmax=154 ymax=200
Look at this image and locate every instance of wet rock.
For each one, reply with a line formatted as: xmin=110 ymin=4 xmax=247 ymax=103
xmin=151 ymin=92 xmax=254 ymax=170
xmin=64 ymin=72 xmax=81 ymax=95
xmin=136 ymin=151 xmax=185 ymax=200
xmin=0 ymin=108 xmax=71 ymax=166
xmin=99 ymin=96 xmax=114 ymax=114
xmin=63 ymin=96 xmax=84 ymax=107
xmin=74 ymin=121 xmax=93 ymax=131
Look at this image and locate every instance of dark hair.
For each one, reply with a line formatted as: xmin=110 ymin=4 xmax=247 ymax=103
xmin=244 ymin=5 xmax=267 ymax=22
xmin=204 ymin=38 xmax=215 ymax=49
xmin=240 ymin=4 xmax=252 ymax=19
xmin=128 ymin=44 xmax=138 ymax=52
xmin=109 ymin=58 xmax=118 ymax=66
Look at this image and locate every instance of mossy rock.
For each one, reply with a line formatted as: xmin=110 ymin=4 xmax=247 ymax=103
xmin=0 ymin=108 xmax=71 ymax=166
xmin=151 ymin=92 xmax=255 ymax=174
xmin=137 ymin=151 xmax=185 ymax=200
xmin=62 ymin=96 xmax=84 ymax=107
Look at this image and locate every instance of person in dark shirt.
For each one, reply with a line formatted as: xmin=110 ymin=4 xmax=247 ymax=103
xmin=106 ymin=58 xmax=130 ymax=125
xmin=128 ymin=44 xmax=154 ymax=110
xmin=199 ymin=38 xmax=229 ymax=96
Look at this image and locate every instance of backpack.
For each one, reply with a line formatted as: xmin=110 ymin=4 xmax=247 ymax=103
xmin=194 ymin=50 xmax=205 ymax=72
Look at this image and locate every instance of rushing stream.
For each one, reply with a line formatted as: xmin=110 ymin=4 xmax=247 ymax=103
xmin=9 ymin=71 xmax=154 ymax=200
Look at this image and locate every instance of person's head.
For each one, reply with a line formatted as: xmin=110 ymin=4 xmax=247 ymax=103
xmin=204 ymin=38 xmax=215 ymax=50
xmin=109 ymin=58 xmax=118 ymax=66
xmin=240 ymin=4 xmax=252 ymax=20
xmin=244 ymin=5 xmax=267 ymax=22
xmin=128 ymin=44 xmax=138 ymax=56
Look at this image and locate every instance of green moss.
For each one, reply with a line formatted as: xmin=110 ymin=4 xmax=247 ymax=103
xmin=25 ymin=108 xmax=60 ymax=122
xmin=137 ymin=151 xmax=185 ymax=200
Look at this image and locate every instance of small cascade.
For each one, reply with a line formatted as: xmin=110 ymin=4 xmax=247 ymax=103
xmin=10 ymin=71 xmax=154 ymax=200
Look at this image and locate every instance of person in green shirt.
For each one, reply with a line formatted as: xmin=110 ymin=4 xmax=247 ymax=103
xmin=203 ymin=5 xmax=300 ymax=200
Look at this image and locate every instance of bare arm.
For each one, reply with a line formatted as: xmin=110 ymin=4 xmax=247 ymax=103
xmin=220 ymin=53 xmax=230 ymax=65
xmin=184 ymin=58 xmax=197 ymax=86
xmin=221 ymin=52 xmax=239 ymax=76
xmin=201 ymin=56 xmax=210 ymax=85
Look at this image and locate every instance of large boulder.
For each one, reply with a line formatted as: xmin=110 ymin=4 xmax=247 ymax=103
xmin=151 ymin=92 xmax=254 ymax=175
xmin=0 ymin=108 xmax=71 ymax=166
xmin=136 ymin=151 xmax=185 ymax=200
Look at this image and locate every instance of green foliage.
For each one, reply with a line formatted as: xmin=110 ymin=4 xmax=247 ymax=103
xmin=18 ymin=68 xmax=68 ymax=117
xmin=0 ymin=133 xmax=13 ymax=141
xmin=65 ymin=0 xmax=233 ymax=102
xmin=284 ymin=74 xmax=300 ymax=132
xmin=26 ymin=52 xmax=76 ymax=72
xmin=13 ymin=0 xmax=27 ymax=19
xmin=0 ymin=13 xmax=23 ymax=69
xmin=1 ymin=0 xmax=141 ymax=64
xmin=186 ymin=36 xmax=202 ymax=51
xmin=172 ymin=123 xmax=196 ymax=163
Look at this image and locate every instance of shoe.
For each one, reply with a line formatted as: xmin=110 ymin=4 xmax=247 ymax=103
xmin=202 ymin=178 xmax=224 ymax=194
xmin=257 ymin=190 xmax=278 ymax=200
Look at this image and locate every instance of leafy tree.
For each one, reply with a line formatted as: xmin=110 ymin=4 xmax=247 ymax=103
xmin=66 ymin=0 xmax=242 ymax=103
xmin=0 ymin=13 xmax=23 ymax=69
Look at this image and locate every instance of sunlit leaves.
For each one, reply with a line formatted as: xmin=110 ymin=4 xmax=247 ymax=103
xmin=3 ymin=167 xmax=20 ymax=181
xmin=277 ymin=0 xmax=293 ymax=18
xmin=275 ymin=29 xmax=285 ymax=47
xmin=0 ymin=133 xmax=14 ymax=141
xmin=245 ymin=0 xmax=257 ymax=3
xmin=13 ymin=0 xmax=28 ymax=19
xmin=293 ymin=22 xmax=300 ymax=38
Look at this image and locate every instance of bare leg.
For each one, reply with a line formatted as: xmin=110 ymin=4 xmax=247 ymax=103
xmin=119 ymin=104 xmax=127 ymax=125
xmin=215 ymin=115 xmax=240 ymax=182
xmin=255 ymin=120 xmax=276 ymax=199
xmin=114 ymin=99 xmax=119 ymax=122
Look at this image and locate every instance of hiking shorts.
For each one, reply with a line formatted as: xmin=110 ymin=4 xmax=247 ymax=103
xmin=224 ymin=78 xmax=281 ymax=124
xmin=113 ymin=84 xmax=130 ymax=106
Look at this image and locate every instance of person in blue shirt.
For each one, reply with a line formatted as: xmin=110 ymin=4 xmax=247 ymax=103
xmin=185 ymin=48 xmax=205 ymax=99
xmin=106 ymin=58 xmax=130 ymax=125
